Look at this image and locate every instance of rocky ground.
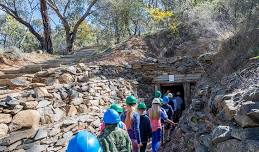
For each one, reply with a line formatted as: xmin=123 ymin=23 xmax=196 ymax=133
xmin=161 ymin=29 xmax=259 ymax=152
xmin=0 ymin=62 xmax=137 ymax=151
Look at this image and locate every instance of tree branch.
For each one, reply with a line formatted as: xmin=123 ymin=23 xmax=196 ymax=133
xmin=72 ymin=0 xmax=98 ymax=34
xmin=0 ymin=3 xmax=43 ymax=42
xmin=47 ymin=0 xmax=70 ymax=31
xmin=63 ymin=0 xmax=71 ymax=16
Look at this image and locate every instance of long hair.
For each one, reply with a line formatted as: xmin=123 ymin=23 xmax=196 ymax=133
xmin=149 ymin=104 xmax=161 ymax=120
xmin=125 ymin=104 xmax=136 ymax=129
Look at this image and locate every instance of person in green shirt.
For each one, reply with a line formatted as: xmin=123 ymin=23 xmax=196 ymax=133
xmin=98 ymin=108 xmax=132 ymax=152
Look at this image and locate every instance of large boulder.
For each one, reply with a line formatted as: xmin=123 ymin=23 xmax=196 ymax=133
xmin=9 ymin=110 xmax=40 ymax=131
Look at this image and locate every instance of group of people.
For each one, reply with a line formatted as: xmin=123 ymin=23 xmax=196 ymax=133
xmin=67 ymin=90 xmax=184 ymax=152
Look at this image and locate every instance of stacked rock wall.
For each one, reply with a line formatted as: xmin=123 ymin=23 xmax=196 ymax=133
xmin=162 ymin=61 xmax=259 ymax=152
xmin=0 ymin=63 xmax=137 ymax=152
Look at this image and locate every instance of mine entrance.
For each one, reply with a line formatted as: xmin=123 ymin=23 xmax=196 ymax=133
xmin=160 ymin=83 xmax=185 ymax=110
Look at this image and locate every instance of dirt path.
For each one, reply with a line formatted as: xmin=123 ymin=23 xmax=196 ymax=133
xmin=0 ymin=49 xmax=96 ymax=79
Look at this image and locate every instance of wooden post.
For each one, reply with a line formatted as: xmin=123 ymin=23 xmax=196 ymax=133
xmin=155 ymin=84 xmax=160 ymax=91
xmin=184 ymin=82 xmax=191 ymax=107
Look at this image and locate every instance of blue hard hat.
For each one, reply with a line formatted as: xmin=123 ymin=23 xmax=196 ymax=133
xmin=103 ymin=108 xmax=120 ymax=124
xmin=67 ymin=131 xmax=102 ymax=152
xmin=163 ymin=96 xmax=169 ymax=104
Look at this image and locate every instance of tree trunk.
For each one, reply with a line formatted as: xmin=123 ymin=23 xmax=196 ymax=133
xmin=40 ymin=0 xmax=53 ymax=54
xmin=0 ymin=3 xmax=46 ymax=51
xmin=66 ymin=37 xmax=73 ymax=54
xmin=66 ymin=34 xmax=74 ymax=53
xmin=47 ymin=0 xmax=97 ymax=53
xmin=64 ymin=30 xmax=75 ymax=54
xmin=114 ymin=18 xmax=120 ymax=44
xmin=3 ymin=34 xmax=7 ymax=48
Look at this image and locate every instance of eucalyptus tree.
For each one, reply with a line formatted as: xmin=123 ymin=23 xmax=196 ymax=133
xmin=94 ymin=0 xmax=146 ymax=44
xmin=47 ymin=0 xmax=98 ymax=53
xmin=0 ymin=0 xmax=54 ymax=53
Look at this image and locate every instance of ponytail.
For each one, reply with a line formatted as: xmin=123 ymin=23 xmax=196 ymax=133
xmin=149 ymin=104 xmax=160 ymax=120
xmin=125 ymin=104 xmax=136 ymax=129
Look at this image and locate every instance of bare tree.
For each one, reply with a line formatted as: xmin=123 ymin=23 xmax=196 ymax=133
xmin=0 ymin=0 xmax=54 ymax=53
xmin=0 ymin=1 xmax=45 ymax=50
xmin=47 ymin=0 xmax=98 ymax=53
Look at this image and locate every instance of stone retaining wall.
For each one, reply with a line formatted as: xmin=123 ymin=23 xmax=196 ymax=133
xmin=0 ymin=63 xmax=137 ymax=152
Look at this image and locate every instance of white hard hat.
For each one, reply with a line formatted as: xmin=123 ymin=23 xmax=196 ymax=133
xmin=152 ymin=98 xmax=161 ymax=104
xmin=168 ymin=93 xmax=173 ymax=98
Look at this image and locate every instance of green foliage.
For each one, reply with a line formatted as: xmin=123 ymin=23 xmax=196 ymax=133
xmin=1 ymin=15 xmax=38 ymax=51
xmin=255 ymin=56 xmax=259 ymax=59
xmin=191 ymin=116 xmax=200 ymax=124
xmin=1 ymin=0 xmax=258 ymax=51
xmin=147 ymin=8 xmax=174 ymax=22
xmin=75 ymin=21 xmax=97 ymax=47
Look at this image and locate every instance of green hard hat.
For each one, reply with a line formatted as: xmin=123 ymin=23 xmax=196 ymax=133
xmin=137 ymin=102 xmax=147 ymax=110
xmin=126 ymin=95 xmax=138 ymax=105
xmin=155 ymin=91 xmax=162 ymax=98
xmin=159 ymin=98 xmax=163 ymax=103
xmin=110 ymin=103 xmax=124 ymax=113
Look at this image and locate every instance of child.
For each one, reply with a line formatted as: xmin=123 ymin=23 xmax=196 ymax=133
xmin=161 ymin=96 xmax=174 ymax=142
xmin=138 ymin=102 xmax=152 ymax=152
xmin=121 ymin=95 xmax=142 ymax=152
xmin=67 ymin=130 xmax=103 ymax=152
xmin=100 ymin=103 xmax=126 ymax=132
xmin=148 ymin=98 xmax=176 ymax=152
xmin=98 ymin=109 xmax=132 ymax=152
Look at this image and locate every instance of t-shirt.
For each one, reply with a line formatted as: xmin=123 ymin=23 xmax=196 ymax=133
xmin=148 ymin=109 xmax=168 ymax=132
xmin=168 ymin=98 xmax=175 ymax=111
xmin=121 ymin=111 xmax=141 ymax=144
xmin=175 ymin=96 xmax=183 ymax=110
xmin=139 ymin=114 xmax=152 ymax=142
xmin=98 ymin=125 xmax=132 ymax=152
xmin=161 ymin=104 xmax=174 ymax=121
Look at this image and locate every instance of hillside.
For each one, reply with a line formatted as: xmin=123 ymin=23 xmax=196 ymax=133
xmin=161 ymin=29 xmax=259 ymax=152
xmin=0 ymin=26 xmax=258 ymax=151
